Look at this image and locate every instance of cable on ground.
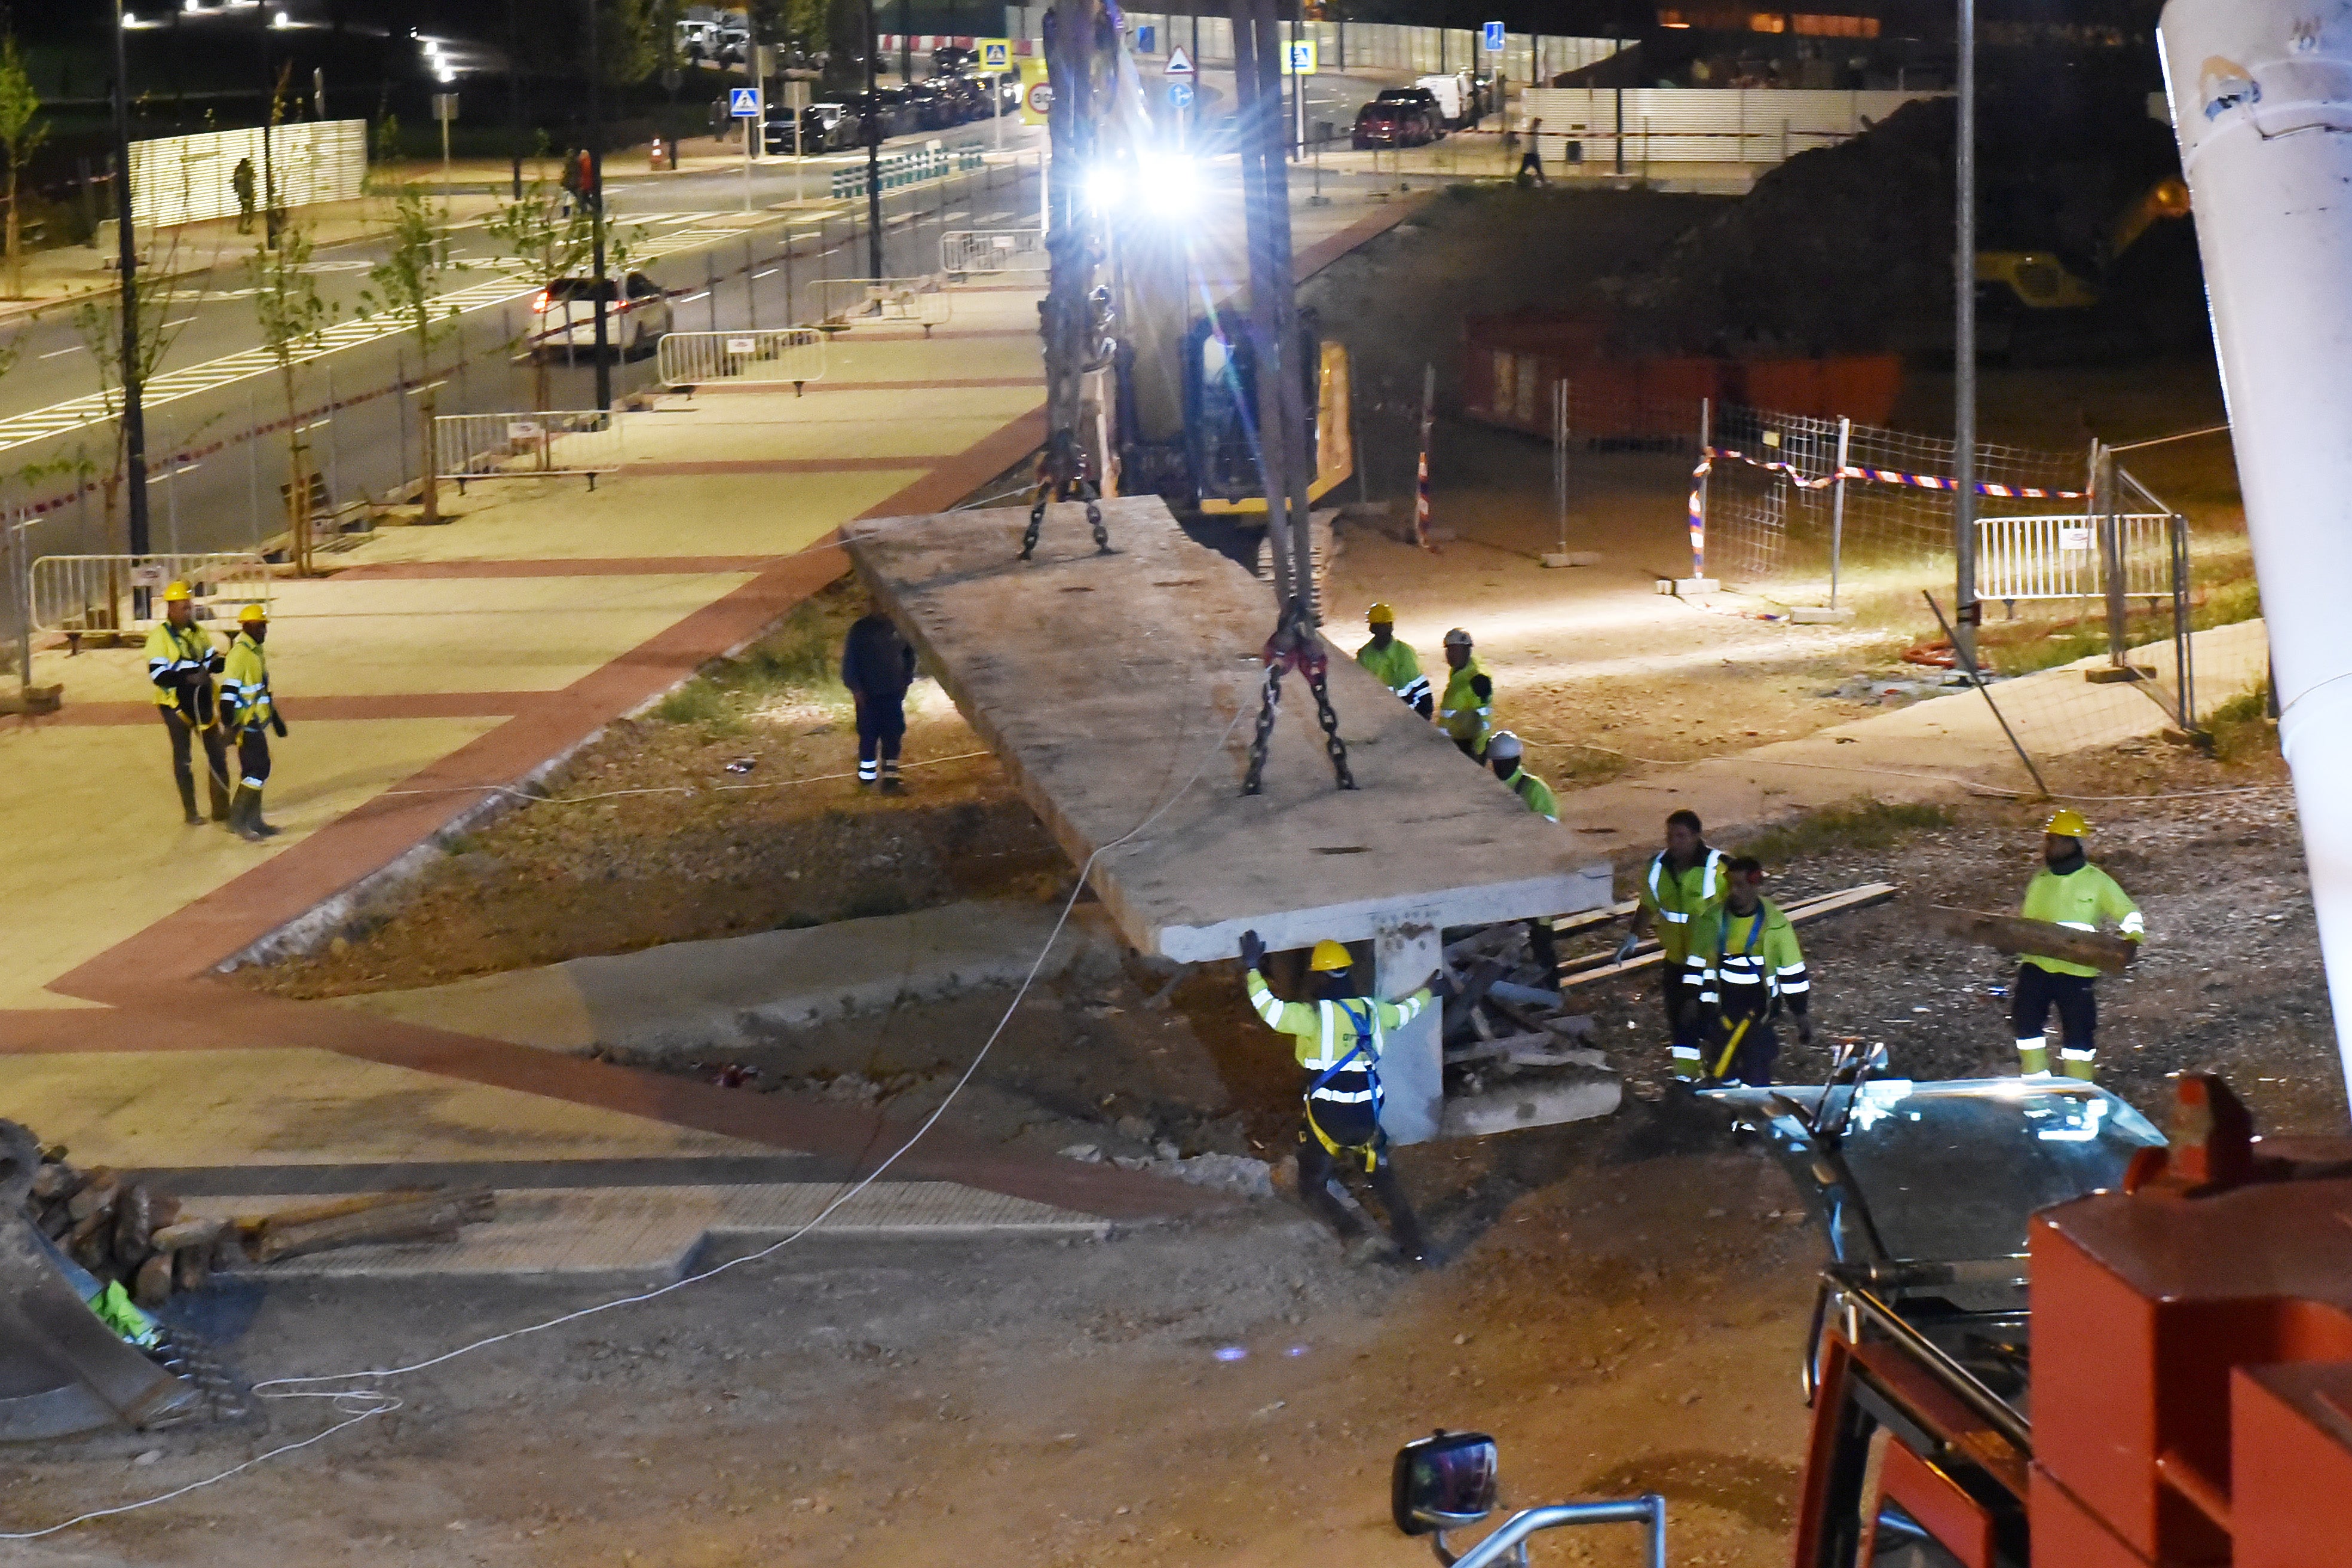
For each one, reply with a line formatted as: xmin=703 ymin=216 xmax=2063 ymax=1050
xmin=379 ymin=749 xmax=994 ymax=808
xmin=0 ymin=696 xmax=1249 ymax=1542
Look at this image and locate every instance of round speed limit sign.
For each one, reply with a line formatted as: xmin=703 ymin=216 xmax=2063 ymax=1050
xmin=1025 ymin=80 xmax=1054 ymax=115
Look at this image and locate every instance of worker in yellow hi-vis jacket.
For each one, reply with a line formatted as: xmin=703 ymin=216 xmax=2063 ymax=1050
xmin=2012 ymin=808 xmax=2143 ymax=1081
xmin=1241 ymin=929 xmax=1440 ymax=1264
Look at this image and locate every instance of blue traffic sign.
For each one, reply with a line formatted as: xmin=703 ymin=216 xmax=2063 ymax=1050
xmin=728 ymin=86 xmax=762 ymax=117
xmin=1138 ymin=23 xmax=1156 ymax=53
xmin=1482 ymin=20 xmax=1505 ymax=50
xmin=1169 ymin=80 xmax=1195 ymax=109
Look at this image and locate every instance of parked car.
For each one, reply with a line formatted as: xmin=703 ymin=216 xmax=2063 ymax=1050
xmin=765 ymin=105 xmax=848 ymax=154
xmin=1414 ymin=72 xmax=1477 ymax=128
xmin=529 ymin=272 xmax=673 ymax=361
xmin=1353 ymin=93 xmax=1440 ymax=148
xmin=846 ymin=88 xmax=918 ymax=139
xmin=930 ymin=75 xmax=993 ymax=122
xmin=676 ymin=18 xmax=720 ymax=61
xmin=713 ymin=23 xmax=749 ymax=62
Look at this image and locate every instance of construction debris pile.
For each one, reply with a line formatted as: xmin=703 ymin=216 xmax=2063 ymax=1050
xmin=1436 ymin=923 xmax=1620 ymax=1137
xmin=22 ymin=1145 xmax=498 ymax=1310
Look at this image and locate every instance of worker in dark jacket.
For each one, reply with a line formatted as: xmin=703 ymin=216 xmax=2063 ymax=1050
xmin=841 ymin=607 xmax=917 ymax=793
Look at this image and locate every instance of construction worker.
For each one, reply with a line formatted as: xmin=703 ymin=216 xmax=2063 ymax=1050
xmin=1437 ymin=628 xmax=1492 ymax=757
xmin=1239 ymin=928 xmax=1437 ymax=1264
xmin=1355 ymin=603 xmax=1432 ymax=718
xmin=841 ymin=605 xmax=916 ymax=794
xmin=1484 ymin=730 xmax=1556 ymax=822
xmin=219 ymin=604 xmax=286 ymax=843
xmin=143 ymin=581 xmax=231 ymax=826
xmin=2013 ymin=808 xmax=2143 ymax=1081
xmin=1684 ymin=856 xmax=1812 ymax=1086
xmin=1619 ymin=808 xmax=1729 ymax=1080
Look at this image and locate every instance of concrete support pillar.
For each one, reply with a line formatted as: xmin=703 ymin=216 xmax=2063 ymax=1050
xmin=1376 ymin=911 xmax=1443 ymax=1146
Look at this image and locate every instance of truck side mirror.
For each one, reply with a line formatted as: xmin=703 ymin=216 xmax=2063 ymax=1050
xmin=1392 ymin=1429 xmax=1498 ymax=1536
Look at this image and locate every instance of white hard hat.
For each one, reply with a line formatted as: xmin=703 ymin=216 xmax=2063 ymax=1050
xmin=1443 ymin=627 xmax=1473 ymax=648
xmin=1486 ymin=730 xmax=1523 ymax=762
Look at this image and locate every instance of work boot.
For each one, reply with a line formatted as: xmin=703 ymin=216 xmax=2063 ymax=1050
xmin=228 ymin=786 xmax=265 ymax=843
xmin=2016 ymin=1038 xmax=2052 ymax=1078
xmin=2057 ymin=1050 xmax=2097 ymax=1083
xmin=247 ymin=788 xmax=280 ymax=838
xmin=177 ymin=775 xmax=204 ymax=827
xmin=879 ymin=761 xmax=904 ymax=796
xmin=206 ymin=769 xmax=231 ymax=823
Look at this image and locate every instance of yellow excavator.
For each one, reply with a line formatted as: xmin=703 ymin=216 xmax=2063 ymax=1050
xmin=1976 ymin=174 xmax=2192 ymax=311
xmin=1180 ymin=307 xmax=1355 ymax=516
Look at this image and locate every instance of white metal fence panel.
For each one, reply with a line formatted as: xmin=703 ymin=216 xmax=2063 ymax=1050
xmin=812 ymin=277 xmax=954 ymax=332
xmin=656 ymin=329 xmax=828 ymax=390
xmin=1517 ymin=88 xmax=1946 ymax=164
xmin=29 ymin=553 xmax=272 ymax=635
xmin=941 ymin=228 xmax=1045 ymax=278
xmin=1006 ymin=10 xmax=1619 ymax=78
xmin=1976 ymin=514 xmax=2176 ymax=602
xmin=434 ymin=412 xmax=626 ymax=482
xmin=127 ymin=121 xmax=368 ymax=228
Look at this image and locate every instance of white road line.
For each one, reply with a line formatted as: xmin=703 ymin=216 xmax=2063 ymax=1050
xmin=163 ymin=317 xmax=200 ymax=330
xmin=753 ymin=268 xmax=779 ymax=278
xmin=38 ymin=345 xmax=79 ymax=360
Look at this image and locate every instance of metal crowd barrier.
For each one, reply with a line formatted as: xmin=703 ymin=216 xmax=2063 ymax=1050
xmin=433 ymin=411 xmax=626 ymax=491
xmin=828 ymin=142 xmax=987 ymax=198
xmin=1976 ymin=513 xmax=2175 ymax=604
xmin=811 ymin=277 xmax=954 ymax=335
xmin=28 ymin=552 xmax=273 ymax=636
xmin=654 ymin=329 xmax=829 ymax=393
xmin=941 ymin=228 xmax=1046 ymax=280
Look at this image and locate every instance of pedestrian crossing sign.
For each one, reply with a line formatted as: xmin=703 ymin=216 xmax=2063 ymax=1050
xmin=728 ymin=86 xmax=762 ymax=117
xmin=1281 ymin=39 xmax=1317 ymax=74
xmin=1165 ymin=44 xmax=1196 ymax=76
xmin=978 ymin=38 xmax=1011 ymax=70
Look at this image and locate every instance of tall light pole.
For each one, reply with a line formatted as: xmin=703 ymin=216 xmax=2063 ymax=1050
xmin=111 ymin=0 xmax=151 ymax=562
xmin=1952 ymin=0 xmax=1979 ymax=671
xmin=587 ymin=0 xmax=611 ymax=411
xmin=863 ymin=0 xmax=883 ymax=279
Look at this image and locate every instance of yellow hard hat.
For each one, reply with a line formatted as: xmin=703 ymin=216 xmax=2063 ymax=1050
xmin=161 ymin=580 xmax=193 ymax=603
xmin=237 ymin=603 xmax=268 ymax=625
xmin=1309 ymin=939 xmax=1353 ymax=972
xmin=2045 ymin=808 xmax=2089 ymax=838
xmin=1367 ymin=602 xmax=1395 ymax=625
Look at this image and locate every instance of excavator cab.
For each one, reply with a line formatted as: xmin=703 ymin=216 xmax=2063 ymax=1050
xmin=1183 ymin=307 xmax=1353 ymax=515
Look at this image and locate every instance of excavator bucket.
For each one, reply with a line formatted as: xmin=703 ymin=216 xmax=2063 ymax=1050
xmin=0 ymin=1121 xmax=200 ymax=1440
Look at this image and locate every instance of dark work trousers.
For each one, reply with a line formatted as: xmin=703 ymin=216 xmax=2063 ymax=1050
xmin=236 ymin=725 xmax=272 ymax=789
xmin=854 ymin=692 xmax=906 ymax=781
xmin=1516 ymin=150 xmax=1545 ymax=185
xmin=160 ymin=705 xmax=231 ymax=811
xmin=1295 ymin=1102 xmax=1426 ymax=1258
xmin=2011 ymin=961 xmax=2097 ymax=1055
xmin=1663 ymin=964 xmax=1705 ymax=1075
xmin=1708 ymin=1012 xmax=1781 ymax=1086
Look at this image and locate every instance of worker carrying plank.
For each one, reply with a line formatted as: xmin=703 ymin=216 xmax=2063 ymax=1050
xmin=2011 ymin=808 xmax=2143 ymax=1081
xmin=1240 ymin=930 xmax=1437 ymax=1266
xmin=1355 ymin=602 xmax=1432 ymax=718
xmin=1683 ymin=856 xmax=1812 ymax=1086
xmin=142 ymin=581 xmax=231 ymax=827
xmin=1619 ymin=809 xmax=1730 ymax=1081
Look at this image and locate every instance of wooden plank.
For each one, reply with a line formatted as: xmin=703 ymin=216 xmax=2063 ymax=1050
xmin=1925 ymin=906 xmax=2136 ymax=975
xmin=1555 ymin=882 xmax=1900 ymax=989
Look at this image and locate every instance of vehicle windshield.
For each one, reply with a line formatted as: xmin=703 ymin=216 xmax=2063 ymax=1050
xmin=546 ymin=278 xmax=619 ymax=302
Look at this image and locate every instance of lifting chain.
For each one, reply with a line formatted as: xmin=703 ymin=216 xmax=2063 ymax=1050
xmin=1018 ymin=433 xmax=1110 ymax=561
xmin=1241 ymin=596 xmax=1356 ymax=797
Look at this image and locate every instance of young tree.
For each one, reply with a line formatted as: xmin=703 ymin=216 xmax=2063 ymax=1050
xmin=69 ymin=228 xmax=197 ymax=601
xmin=357 ymin=184 xmax=458 ymax=521
xmin=0 ymin=36 xmax=49 ymax=301
xmin=483 ymin=137 xmax=651 ymax=411
xmin=247 ymin=218 xmax=339 ymax=574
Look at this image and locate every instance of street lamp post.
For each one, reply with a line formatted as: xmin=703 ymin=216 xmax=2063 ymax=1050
xmin=587 ymin=0 xmax=610 ymax=411
xmin=864 ymin=0 xmax=883 ymax=280
xmin=111 ymin=0 xmax=151 ymax=564
xmin=1952 ymin=0 xmax=1979 ymax=670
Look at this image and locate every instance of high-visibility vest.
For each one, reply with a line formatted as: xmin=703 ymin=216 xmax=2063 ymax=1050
xmin=1642 ymin=847 xmax=1727 ymax=966
xmin=1356 ymin=637 xmax=1431 ymax=708
xmin=2019 ymin=860 xmax=2143 ymax=977
xmin=143 ymin=621 xmax=218 ymax=709
xmin=1438 ymin=656 xmax=1491 ymax=748
xmin=221 ymin=632 xmax=275 ymax=730
xmin=1684 ymin=899 xmax=1809 ymax=1019
xmin=1508 ymin=768 xmax=1558 ymax=823
xmin=1245 ymin=969 xmax=1431 ymax=1104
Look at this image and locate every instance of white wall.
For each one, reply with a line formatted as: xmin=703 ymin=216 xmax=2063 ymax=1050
xmin=128 ymin=121 xmax=368 ymax=228
xmin=1517 ymin=87 xmax=1946 ymax=165
xmin=1002 ymin=7 xmax=1622 ymax=82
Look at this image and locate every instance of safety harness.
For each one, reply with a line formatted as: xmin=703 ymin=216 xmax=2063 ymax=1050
xmin=1304 ymin=1000 xmax=1383 ymax=1172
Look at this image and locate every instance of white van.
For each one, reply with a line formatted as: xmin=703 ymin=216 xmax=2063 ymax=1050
xmin=1416 ymin=71 xmax=1478 ymax=128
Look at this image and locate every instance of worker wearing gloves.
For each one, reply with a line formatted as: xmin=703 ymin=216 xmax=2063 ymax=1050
xmin=1621 ymin=809 xmax=1729 ymax=1080
xmin=2013 ymin=808 xmax=2143 ymax=1081
xmin=142 ymin=581 xmax=231 ymax=826
xmin=1684 ymin=857 xmax=1811 ymax=1086
xmin=1241 ymin=929 xmax=1438 ymax=1265
xmin=1484 ymin=730 xmax=1557 ymax=822
xmin=1355 ymin=602 xmax=1432 ymax=718
xmin=841 ymin=606 xmax=917 ymax=794
xmin=218 ymin=604 xmax=286 ymax=843
xmin=1437 ymin=627 xmax=1493 ymax=757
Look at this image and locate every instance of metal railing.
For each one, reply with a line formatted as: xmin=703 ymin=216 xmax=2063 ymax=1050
xmin=828 ymin=141 xmax=984 ymax=199
xmin=811 ymin=277 xmax=954 ymax=335
xmin=28 ymin=552 xmax=273 ymax=636
xmin=1976 ymin=512 xmax=2175 ymax=603
xmin=433 ymin=411 xmax=626 ymax=490
xmin=655 ymin=329 xmax=829 ymax=392
xmin=941 ymin=228 xmax=1046 ymax=280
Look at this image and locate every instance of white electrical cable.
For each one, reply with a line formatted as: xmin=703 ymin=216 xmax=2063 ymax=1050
xmin=378 ymin=749 xmax=994 ymax=808
xmin=0 ymin=698 xmax=1249 ymax=1542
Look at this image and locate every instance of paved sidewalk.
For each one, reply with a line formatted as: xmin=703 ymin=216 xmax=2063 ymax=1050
xmin=0 ymin=186 xmax=1426 ymax=1261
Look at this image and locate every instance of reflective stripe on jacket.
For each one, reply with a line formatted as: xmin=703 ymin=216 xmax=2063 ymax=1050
xmin=1683 ymin=899 xmax=1808 ymax=1019
xmin=1356 ymin=638 xmax=1431 ymax=707
xmin=2019 ymin=860 xmax=2143 ymax=978
xmin=1640 ymin=847 xmax=1727 ymax=967
xmin=1508 ymin=768 xmax=1558 ymax=823
xmin=1247 ymin=969 xmax=1431 ymax=1104
xmin=1438 ymin=656 xmax=1492 ymax=747
xmin=220 ymin=632 xmax=274 ymax=729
